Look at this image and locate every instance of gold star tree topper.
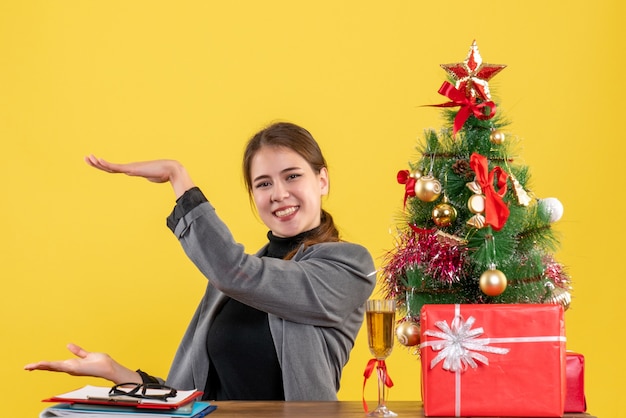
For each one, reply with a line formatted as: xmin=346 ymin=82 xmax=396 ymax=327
xmin=440 ymin=40 xmax=506 ymax=101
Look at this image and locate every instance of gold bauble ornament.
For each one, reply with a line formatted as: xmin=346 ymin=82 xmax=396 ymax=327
xmin=396 ymin=320 xmax=421 ymax=347
xmin=479 ymin=268 xmax=508 ymax=296
xmin=490 ymin=130 xmax=506 ymax=145
xmin=414 ymin=175 xmax=442 ymax=202
xmin=409 ymin=170 xmax=422 ymax=179
xmin=432 ymin=202 xmax=457 ymax=227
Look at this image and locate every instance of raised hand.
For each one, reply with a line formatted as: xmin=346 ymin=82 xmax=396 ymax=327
xmin=84 ymin=155 xmax=196 ymax=198
xmin=24 ymin=343 xmax=141 ymax=384
xmin=84 ymin=155 xmax=181 ymax=183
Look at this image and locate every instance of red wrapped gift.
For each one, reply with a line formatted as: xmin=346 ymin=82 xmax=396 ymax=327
xmin=565 ymin=351 xmax=587 ymax=412
xmin=420 ymin=304 xmax=566 ymax=417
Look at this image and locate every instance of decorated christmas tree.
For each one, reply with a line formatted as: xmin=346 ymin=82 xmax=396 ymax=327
xmin=382 ymin=41 xmax=572 ymax=348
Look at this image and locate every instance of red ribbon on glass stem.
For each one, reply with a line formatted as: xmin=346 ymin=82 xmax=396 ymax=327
xmin=470 ymin=152 xmax=510 ymax=231
xmin=362 ymin=358 xmax=394 ymax=413
xmin=397 ymin=170 xmax=416 ymax=208
xmin=429 ymin=81 xmax=497 ymax=137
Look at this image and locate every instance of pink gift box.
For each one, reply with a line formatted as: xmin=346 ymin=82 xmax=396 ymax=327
xmin=565 ymin=351 xmax=587 ymax=413
xmin=420 ymin=304 xmax=566 ymax=417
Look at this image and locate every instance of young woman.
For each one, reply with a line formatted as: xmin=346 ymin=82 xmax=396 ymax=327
xmin=25 ymin=122 xmax=376 ymax=401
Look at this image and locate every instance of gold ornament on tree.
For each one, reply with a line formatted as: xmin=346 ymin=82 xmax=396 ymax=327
xmin=489 ymin=129 xmax=506 ymax=145
xmin=396 ymin=320 xmax=421 ymax=347
xmin=396 ymin=289 xmax=421 ymax=347
xmin=509 ymin=173 xmax=533 ymax=206
xmin=479 ymin=266 xmax=508 ymax=296
xmin=432 ymin=195 xmax=457 ymax=227
xmin=466 ymin=180 xmax=486 ymax=228
xmin=416 ymin=151 xmax=442 ymax=203
xmin=414 ymin=175 xmax=442 ymax=202
xmin=545 ymin=282 xmax=571 ymax=311
xmin=436 ymin=230 xmax=468 ymax=246
xmin=480 ymin=237 xmax=507 ymax=297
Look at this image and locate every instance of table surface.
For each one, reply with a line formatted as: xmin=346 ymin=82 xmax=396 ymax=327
xmin=209 ymin=401 xmax=596 ymax=417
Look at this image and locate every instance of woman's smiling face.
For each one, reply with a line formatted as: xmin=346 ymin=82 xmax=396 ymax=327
xmin=250 ymin=145 xmax=329 ymax=238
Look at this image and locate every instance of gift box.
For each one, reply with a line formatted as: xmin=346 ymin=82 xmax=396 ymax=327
xmin=565 ymin=351 xmax=587 ymax=412
xmin=420 ymin=304 xmax=566 ymax=417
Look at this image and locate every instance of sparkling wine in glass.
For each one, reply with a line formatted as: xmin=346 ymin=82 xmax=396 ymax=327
xmin=366 ymin=299 xmax=397 ymax=417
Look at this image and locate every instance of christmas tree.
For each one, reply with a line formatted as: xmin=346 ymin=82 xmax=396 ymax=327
xmin=382 ymin=41 xmax=572 ymax=348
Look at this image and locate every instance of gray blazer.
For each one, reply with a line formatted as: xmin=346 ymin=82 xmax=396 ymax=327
xmin=164 ymin=201 xmax=376 ymax=400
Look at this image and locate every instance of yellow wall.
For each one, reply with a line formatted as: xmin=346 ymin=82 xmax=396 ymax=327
xmin=1 ymin=1 xmax=622 ymax=417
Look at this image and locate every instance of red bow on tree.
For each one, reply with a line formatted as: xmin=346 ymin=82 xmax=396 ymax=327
xmin=430 ymin=81 xmax=497 ymax=137
xmin=397 ymin=169 xmax=416 ymax=208
xmin=470 ymin=153 xmax=510 ymax=231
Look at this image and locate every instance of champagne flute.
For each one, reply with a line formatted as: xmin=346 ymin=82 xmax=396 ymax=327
xmin=365 ymin=299 xmax=397 ymax=417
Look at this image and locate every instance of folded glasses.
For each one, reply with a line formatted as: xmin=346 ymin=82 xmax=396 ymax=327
xmin=109 ymin=383 xmax=177 ymax=401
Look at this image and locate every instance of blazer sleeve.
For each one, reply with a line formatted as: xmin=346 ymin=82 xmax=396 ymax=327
xmin=170 ymin=201 xmax=376 ymax=327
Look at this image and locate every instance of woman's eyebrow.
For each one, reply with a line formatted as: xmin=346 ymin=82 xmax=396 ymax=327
xmin=253 ymin=166 xmax=303 ymax=183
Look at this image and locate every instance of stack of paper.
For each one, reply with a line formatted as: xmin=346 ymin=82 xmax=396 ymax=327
xmin=38 ymin=385 xmax=215 ymax=418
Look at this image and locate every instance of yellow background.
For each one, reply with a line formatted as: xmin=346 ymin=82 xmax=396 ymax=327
xmin=1 ymin=1 xmax=622 ymax=417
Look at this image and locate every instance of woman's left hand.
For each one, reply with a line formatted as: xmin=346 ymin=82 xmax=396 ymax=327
xmin=84 ymin=155 xmax=196 ymax=198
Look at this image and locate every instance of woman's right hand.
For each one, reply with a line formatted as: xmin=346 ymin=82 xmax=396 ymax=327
xmin=24 ymin=343 xmax=142 ymax=384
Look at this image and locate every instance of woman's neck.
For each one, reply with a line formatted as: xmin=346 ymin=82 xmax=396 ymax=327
xmin=265 ymin=228 xmax=318 ymax=259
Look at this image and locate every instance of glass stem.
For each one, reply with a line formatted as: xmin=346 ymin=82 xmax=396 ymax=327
xmin=377 ymin=363 xmax=387 ymax=408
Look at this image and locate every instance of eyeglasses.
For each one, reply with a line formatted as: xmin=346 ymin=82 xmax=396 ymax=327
xmin=109 ymin=383 xmax=178 ymax=401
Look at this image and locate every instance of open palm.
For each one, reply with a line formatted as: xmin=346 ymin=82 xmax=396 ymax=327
xmin=25 ymin=343 xmax=117 ymax=381
xmin=84 ymin=155 xmax=180 ymax=183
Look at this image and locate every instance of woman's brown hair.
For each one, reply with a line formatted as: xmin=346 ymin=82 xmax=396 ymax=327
xmin=243 ymin=122 xmax=340 ymax=259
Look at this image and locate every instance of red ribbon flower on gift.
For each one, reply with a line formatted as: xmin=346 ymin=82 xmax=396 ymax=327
xmin=430 ymin=81 xmax=497 ymax=137
xmin=397 ymin=169 xmax=416 ymax=208
xmin=469 ymin=153 xmax=510 ymax=231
